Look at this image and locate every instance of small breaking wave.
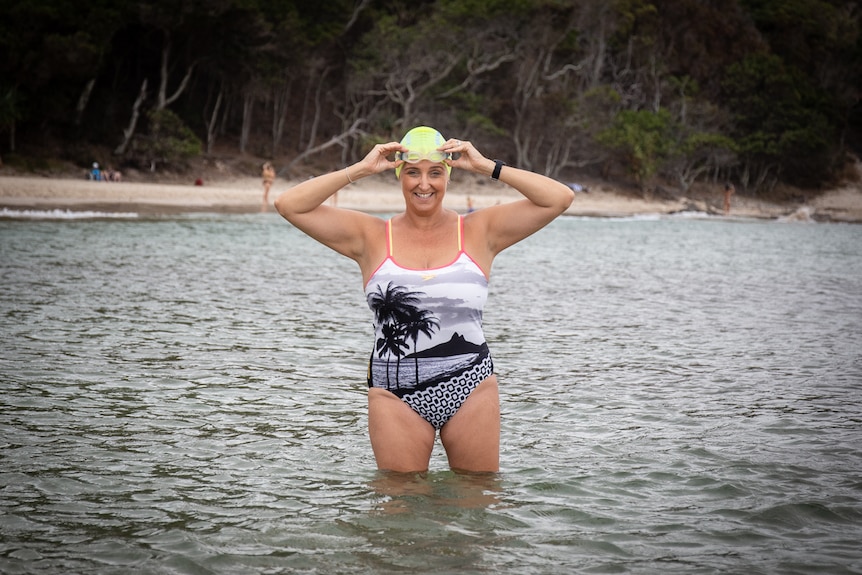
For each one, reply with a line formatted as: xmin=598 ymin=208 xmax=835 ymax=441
xmin=0 ymin=208 xmax=139 ymax=220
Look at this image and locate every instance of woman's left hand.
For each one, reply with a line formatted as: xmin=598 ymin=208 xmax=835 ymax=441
xmin=441 ymin=138 xmax=494 ymax=177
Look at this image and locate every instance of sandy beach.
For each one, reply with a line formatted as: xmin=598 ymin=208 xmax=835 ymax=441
xmin=1 ymin=173 xmax=861 ymax=222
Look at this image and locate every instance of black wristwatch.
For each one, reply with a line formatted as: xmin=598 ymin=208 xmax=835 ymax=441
xmin=491 ymin=159 xmax=505 ymax=181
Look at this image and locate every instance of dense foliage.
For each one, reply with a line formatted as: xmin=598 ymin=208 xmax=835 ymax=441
xmin=1 ymin=0 xmax=859 ymax=192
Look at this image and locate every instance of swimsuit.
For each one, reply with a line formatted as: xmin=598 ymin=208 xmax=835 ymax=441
xmin=365 ymin=216 xmax=494 ymax=429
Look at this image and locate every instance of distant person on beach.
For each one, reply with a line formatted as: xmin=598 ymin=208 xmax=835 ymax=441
xmin=275 ymin=126 xmax=574 ymax=473
xmin=89 ymin=162 xmax=101 ymax=181
xmin=104 ymin=166 xmax=122 ymax=182
xmin=261 ymin=162 xmax=276 ymax=210
xmin=724 ymin=182 xmax=735 ymax=215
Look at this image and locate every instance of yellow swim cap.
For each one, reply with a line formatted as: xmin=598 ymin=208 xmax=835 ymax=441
xmin=395 ymin=126 xmax=451 ymax=178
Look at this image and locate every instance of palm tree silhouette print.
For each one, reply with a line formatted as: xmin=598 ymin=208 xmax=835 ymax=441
xmin=367 ymin=282 xmax=439 ymax=389
xmin=404 ymin=307 xmax=440 ymax=385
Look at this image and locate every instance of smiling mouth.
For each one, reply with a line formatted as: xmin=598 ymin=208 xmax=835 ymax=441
xmin=414 ymin=192 xmax=434 ymax=199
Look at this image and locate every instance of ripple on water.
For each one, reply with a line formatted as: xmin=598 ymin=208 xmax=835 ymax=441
xmin=1 ymin=216 xmax=861 ymax=574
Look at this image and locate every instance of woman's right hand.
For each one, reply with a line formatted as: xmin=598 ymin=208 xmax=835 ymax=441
xmin=352 ymin=141 xmax=407 ymax=180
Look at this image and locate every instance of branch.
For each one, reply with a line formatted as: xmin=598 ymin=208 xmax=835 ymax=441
xmin=164 ymin=62 xmax=196 ymax=108
xmin=438 ymin=51 xmax=517 ymax=99
xmin=345 ymin=0 xmax=371 ymax=32
xmin=157 ymin=30 xmax=196 ymax=109
xmin=544 ymin=63 xmax=584 ymax=82
xmin=281 ymin=119 xmax=366 ymax=175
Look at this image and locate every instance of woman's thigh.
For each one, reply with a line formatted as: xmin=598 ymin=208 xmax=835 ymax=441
xmin=440 ymin=377 xmax=500 ymax=473
xmin=367 ymin=388 xmax=436 ymax=472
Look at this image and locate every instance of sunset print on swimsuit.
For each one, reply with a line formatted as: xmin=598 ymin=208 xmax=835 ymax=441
xmin=365 ymin=252 xmax=494 ymax=429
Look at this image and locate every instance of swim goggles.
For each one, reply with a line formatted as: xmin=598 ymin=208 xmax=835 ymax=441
xmin=396 ymin=150 xmax=452 ymax=163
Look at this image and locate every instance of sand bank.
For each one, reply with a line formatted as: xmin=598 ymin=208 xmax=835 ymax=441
xmin=1 ymin=174 xmax=860 ymax=222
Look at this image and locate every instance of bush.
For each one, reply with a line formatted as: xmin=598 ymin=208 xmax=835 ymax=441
xmin=131 ymin=109 xmax=202 ymax=171
xmin=597 ymin=109 xmax=675 ymax=191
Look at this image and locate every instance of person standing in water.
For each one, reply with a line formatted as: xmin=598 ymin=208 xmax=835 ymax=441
xmin=261 ymin=162 xmax=276 ymax=210
xmin=275 ymin=126 xmax=574 ymax=473
xmin=723 ymin=182 xmax=735 ymax=215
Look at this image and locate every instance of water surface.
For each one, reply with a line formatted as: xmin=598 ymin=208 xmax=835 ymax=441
xmin=2 ymin=212 xmax=861 ymax=574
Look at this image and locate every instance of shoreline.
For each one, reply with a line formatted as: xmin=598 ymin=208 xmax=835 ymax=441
xmin=1 ymin=174 xmax=861 ymax=222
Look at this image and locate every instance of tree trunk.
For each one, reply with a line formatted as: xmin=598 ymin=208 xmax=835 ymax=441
xmin=299 ymin=69 xmax=314 ymax=150
xmin=590 ymin=17 xmax=606 ymax=88
xmin=205 ymin=87 xmax=223 ymax=155
xmin=75 ymin=78 xmax=96 ymax=126
xmin=156 ymin=31 xmax=195 ymax=111
xmin=240 ymin=92 xmax=253 ymax=153
xmin=271 ymin=81 xmax=292 ymax=156
xmin=304 ymin=67 xmax=330 ymax=153
xmin=114 ymin=78 xmax=148 ymax=155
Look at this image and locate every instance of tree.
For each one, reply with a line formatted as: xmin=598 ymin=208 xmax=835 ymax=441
xmin=598 ymin=108 xmax=675 ymax=191
xmin=132 ymin=108 xmax=202 ymax=171
xmin=663 ymin=130 xmax=737 ymax=192
xmin=0 ymin=86 xmax=24 ymax=152
xmin=507 ymin=10 xmax=580 ymax=173
xmin=659 ymin=76 xmax=738 ymax=191
xmin=349 ymin=14 xmax=462 ymax=133
xmin=722 ymin=53 xmax=834 ymax=190
xmin=1 ymin=0 xmax=858 ymax=192
xmin=0 ymin=0 xmax=129 ymax=145
xmin=738 ymin=0 xmax=861 ymax=185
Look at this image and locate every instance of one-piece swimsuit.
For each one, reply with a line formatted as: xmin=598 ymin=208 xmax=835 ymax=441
xmin=364 ymin=216 xmax=494 ymax=429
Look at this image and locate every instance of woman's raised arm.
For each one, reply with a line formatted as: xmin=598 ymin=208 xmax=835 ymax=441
xmin=274 ymin=142 xmax=405 ymax=262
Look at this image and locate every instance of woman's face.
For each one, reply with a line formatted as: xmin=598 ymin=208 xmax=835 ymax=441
xmin=399 ymin=161 xmax=448 ymax=211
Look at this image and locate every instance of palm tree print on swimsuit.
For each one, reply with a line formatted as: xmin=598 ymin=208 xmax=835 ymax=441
xmin=367 ymin=282 xmax=488 ymax=394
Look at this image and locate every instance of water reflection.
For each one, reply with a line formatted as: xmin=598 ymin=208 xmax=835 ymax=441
xmin=338 ymin=471 xmax=514 ymax=574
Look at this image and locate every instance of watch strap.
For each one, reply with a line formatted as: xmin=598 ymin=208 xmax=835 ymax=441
xmin=491 ymin=159 xmax=505 ymax=181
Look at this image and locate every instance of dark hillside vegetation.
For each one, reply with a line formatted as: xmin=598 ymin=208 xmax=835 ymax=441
xmin=0 ymin=0 xmax=859 ymax=196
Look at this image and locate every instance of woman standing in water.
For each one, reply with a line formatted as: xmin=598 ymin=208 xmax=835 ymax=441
xmin=261 ymin=162 xmax=276 ymax=210
xmin=723 ymin=182 xmax=735 ymax=215
xmin=275 ymin=126 xmax=573 ymax=473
